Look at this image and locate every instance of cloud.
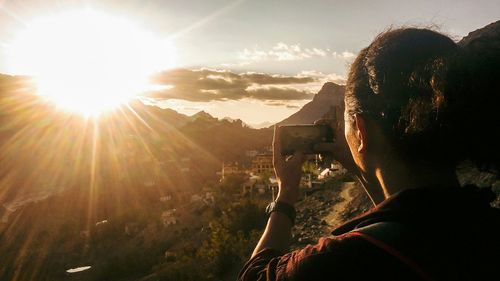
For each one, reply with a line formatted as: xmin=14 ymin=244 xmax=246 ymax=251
xmin=333 ymin=51 xmax=356 ymax=59
xmin=247 ymin=85 xmax=312 ymax=100
xmin=263 ymin=101 xmax=301 ymax=108
xmin=240 ymin=73 xmax=314 ymax=84
xmin=237 ymin=43 xmax=356 ymax=63
xmin=147 ymin=68 xmax=317 ymax=102
xmin=298 ymin=70 xmax=346 ymax=85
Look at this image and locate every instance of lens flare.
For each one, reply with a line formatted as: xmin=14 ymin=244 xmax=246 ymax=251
xmin=5 ymin=10 xmax=176 ymax=116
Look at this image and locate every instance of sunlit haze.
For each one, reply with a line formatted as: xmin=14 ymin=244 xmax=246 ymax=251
xmin=5 ymin=10 xmax=176 ymax=116
xmin=0 ymin=1 xmax=498 ymax=123
xmin=0 ymin=1 xmax=498 ymax=280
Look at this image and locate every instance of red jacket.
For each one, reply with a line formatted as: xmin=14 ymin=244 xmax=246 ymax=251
xmin=238 ymin=186 xmax=500 ymax=281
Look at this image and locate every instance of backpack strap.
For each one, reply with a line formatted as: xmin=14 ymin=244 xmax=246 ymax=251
xmin=346 ymin=222 xmax=435 ymax=281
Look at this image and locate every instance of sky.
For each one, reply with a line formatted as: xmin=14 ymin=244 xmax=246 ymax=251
xmin=0 ymin=0 xmax=499 ymax=126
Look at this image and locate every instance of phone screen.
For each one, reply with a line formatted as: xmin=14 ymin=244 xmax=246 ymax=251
xmin=279 ymin=125 xmax=333 ymax=156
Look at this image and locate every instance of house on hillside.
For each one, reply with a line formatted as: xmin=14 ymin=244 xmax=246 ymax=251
xmin=245 ymin=150 xmax=259 ymax=157
xmin=251 ymin=154 xmax=274 ymax=175
xmin=161 ymin=209 xmax=177 ymax=226
xmin=221 ymin=162 xmax=243 ymax=180
xmin=180 ymin=157 xmax=191 ymax=172
xmin=317 ymin=162 xmax=347 ymax=180
xmin=242 ymin=175 xmax=278 ymax=199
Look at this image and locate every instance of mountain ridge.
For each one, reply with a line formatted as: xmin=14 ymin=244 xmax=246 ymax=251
xmin=276 ymin=82 xmax=345 ymax=126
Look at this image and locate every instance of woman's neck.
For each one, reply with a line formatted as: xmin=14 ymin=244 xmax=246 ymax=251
xmin=373 ymin=159 xmax=460 ymax=202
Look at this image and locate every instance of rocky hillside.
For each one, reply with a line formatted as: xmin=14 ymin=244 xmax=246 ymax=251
xmin=291 ymin=178 xmax=373 ymax=249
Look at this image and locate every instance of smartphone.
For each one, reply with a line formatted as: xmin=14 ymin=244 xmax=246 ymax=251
xmin=279 ymin=124 xmax=334 ymax=156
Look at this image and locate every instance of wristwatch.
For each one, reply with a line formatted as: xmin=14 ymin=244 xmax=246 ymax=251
xmin=265 ymin=201 xmax=296 ymax=225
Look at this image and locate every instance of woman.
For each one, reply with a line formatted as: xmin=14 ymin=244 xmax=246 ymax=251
xmin=238 ymin=26 xmax=500 ymax=281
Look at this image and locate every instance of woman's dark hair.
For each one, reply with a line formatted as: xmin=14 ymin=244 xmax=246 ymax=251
xmin=345 ymin=26 xmax=500 ymax=167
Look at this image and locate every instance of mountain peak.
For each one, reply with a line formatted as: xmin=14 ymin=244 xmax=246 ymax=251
xmin=193 ymin=110 xmax=211 ymax=117
xmin=277 ymin=82 xmax=345 ymax=126
xmin=314 ymin=82 xmax=344 ymax=100
xmin=191 ymin=110 xmax=215 ymax=120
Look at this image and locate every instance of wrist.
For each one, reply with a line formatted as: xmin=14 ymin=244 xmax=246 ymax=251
xmin=266 ymin=200 xmax=296 ymax=226
xmin=277 ymin=183 xmax=300 ymax=205
xmin=276 ymin=193 xmax=298 ymax=205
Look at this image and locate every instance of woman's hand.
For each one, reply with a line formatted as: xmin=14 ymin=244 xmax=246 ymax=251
xmin=313 ymin=118 xmax=357 ymax=172
xmin=273 ymin=126 xmax=306 ymax=205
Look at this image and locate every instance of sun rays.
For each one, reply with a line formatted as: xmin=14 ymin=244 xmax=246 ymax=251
xmin=4 ymin=10 xmax=176 ymax=116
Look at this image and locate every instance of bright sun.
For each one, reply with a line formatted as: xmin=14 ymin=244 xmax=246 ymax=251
xmin=5 ymin=10 xmax=176 ymax=116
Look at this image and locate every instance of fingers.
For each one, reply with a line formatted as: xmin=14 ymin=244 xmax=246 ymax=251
xmin=273 ymin=125 xmax=284 ymax=170
xmin=274 ymin=126 xmax=307 ymax=179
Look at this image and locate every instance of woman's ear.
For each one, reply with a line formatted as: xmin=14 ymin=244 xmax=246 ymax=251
xmin=354 ymin=114 xmax=367 ymax=153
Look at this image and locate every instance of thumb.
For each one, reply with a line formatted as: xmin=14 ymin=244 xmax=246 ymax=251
xmin=289 ymin=151 xmax=306 ymax=165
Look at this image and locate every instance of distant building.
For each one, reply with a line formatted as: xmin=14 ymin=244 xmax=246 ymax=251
xmin=221 ymin=162 xmax=242 ymax=179
xmin=160 ymin=195 xmax=172 ymax=202
xmin=317 ymin=162 xmax=347 ymax=180
xmin=180 ymin=158 xmax=191 ymax=172
xmin=242 ymin=175 xmax=261 ymax=195
xmin=251 ymin=154 xmax=274 ymax=175
xmin=318 ymin=168 xmax=332 ymax=180
xmin=203 ymin=192 xmax=215 ymax=205
xmin=245 ymin=150 xmax=259 ymax=157
xmin=161 ymin=209 xmax=177 ymax=226
xmin=330 ymin=162 xmax=347 ymax=174
xmin=242 ymin=175 xmax=278 ymax=199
